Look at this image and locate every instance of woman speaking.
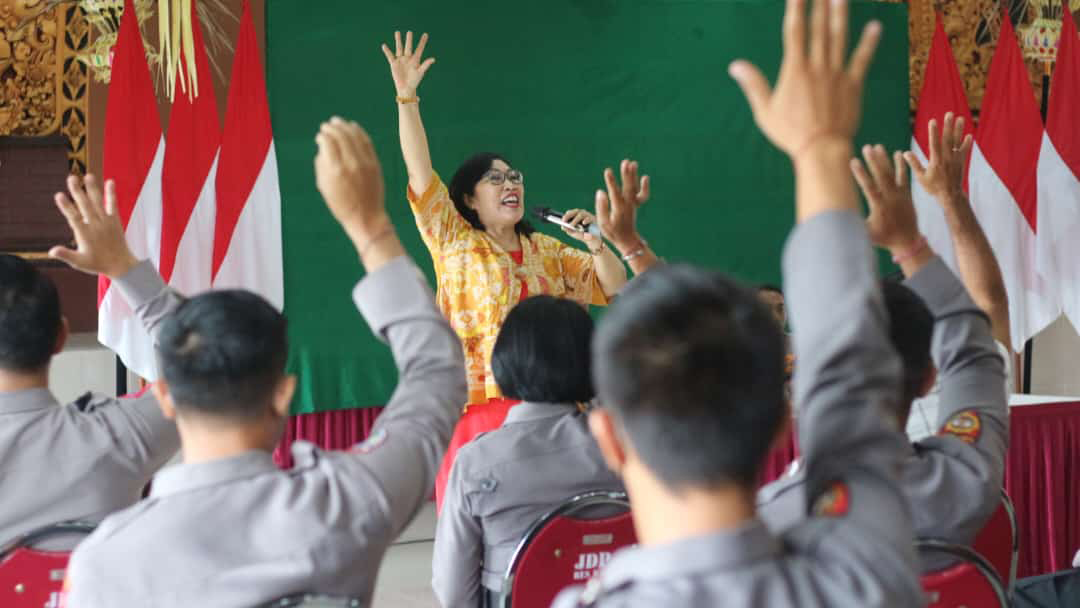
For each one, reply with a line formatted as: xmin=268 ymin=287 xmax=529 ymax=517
xmin=382 ymin=31 xmax=633 ymax=501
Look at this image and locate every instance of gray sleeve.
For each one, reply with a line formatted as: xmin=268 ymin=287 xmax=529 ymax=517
xmin=112 ymin=260 xmax=185 ymax=342
xmin=902 ymin=256 xmax=1008 ymax=541
xmin=782 ymin=211 xmax=921 ymax=603
xmin=432 ymin=459 xmax=485 ymax=608
xmin=95 ymin=393 xmax=180 ymax=475
xmin=345 ymin=256 xmax=467 ymax=538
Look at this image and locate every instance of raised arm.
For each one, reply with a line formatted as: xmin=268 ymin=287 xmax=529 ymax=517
xmin=732 ymin=1 xmax=921 ymax=604
xmin=382 ymin=31 xmax=437 ymax=196
xmin=315 ymin=118 xmax=466 ymax=537
xmin=49 ymin=175 xmax=181 ymax=341
xmin=852 ymin=139 xmax=1008 ymax=540
xmin=594 ymin=159 xmax=660 ymax=276
xmin=905 ymin=113 xmax=1012 ymax=349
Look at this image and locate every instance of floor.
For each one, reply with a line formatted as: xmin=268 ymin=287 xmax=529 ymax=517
xmin=372 ymin=503 xmax=438 ymax=608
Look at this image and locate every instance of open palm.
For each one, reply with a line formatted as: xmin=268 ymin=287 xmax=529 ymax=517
xmin=381 ymin=31 xmax=435 ymax=97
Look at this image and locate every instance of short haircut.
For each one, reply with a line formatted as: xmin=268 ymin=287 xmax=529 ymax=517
xmin=157 ymin=290 xmax=288 ymax=420
xmin=757 ymin=284 xmax=783 ymax=296
xmin=492 ymin=295 xmax=594 ymax=403
xmin=593 ymin=265 xmax=787 ymax=490
xmin=0 ymin=254 xmax=61 ymax=371
xmin=448 ymin=152 xmax=535 ymax=236
xmin=881 ymin=280 xmax=934 ymax=420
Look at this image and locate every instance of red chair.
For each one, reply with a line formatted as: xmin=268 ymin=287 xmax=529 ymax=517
xmin=0 ymin=521 xmax=95 ymax=608
xmin=499 ymin=490 xmax=635 ymax=608
xmin=917 ymin=539 xmax=1008 ymax=607
xmin=972 ymin=489 xmax=1018 ymax=600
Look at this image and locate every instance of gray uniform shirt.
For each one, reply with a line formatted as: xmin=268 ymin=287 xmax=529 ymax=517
xmin=0 ymin=261 xmax=180 ymax=549
xmin=758 ymin=257 xmax=1008 ymax=571
xmin=432 ymin=402 xmax=624 ymax=607
xmin=64 ymin=256 xmax=467 ymax=608
xmin=553 ymin=211 xmax=924 ymax=607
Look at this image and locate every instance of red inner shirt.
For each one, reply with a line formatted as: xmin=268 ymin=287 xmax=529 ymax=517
xmin=509 ymin=250 xmax=527 ymax=301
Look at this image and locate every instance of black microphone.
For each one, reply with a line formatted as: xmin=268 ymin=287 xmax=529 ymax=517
xmin=531 ymin=207 xmax=602 ymax=238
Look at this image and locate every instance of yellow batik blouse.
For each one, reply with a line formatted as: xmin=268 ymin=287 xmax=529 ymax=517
xmin=408 ymin=173 xmax=608 ymax=405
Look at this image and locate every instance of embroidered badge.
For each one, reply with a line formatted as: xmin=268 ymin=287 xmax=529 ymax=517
xmin=940 ymin=410 xmax=982 ymax=444
xmin=350 ymin=428 xmax=388 ymax=454
xmin=813 ymin=481 xmax=851 ymax=517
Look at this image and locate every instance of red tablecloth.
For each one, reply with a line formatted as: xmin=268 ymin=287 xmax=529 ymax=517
xmin=1005 ymin=399 xmax=1080 ymax=577
xmin=272 ymin=407 xmax=384 ymax=469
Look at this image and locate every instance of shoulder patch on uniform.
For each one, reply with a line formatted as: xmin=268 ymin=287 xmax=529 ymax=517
xmin=812 ymin=481 xmax=850 ymax=517
xmin=350 ymin=428 xmax=388 ymax=454
xmin=939 ymin=410 xmax=982 ymax=444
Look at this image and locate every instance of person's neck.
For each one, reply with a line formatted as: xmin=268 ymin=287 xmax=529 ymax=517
xmin=177 ymin=419 xmax=278 ymax=465
xmin=623 ymin=461 xmax=756 ymax=547
xmin=486 ymin=224 xmax=520 ymax=251
xmin=0 ymin=367 xmax=49 ymax=394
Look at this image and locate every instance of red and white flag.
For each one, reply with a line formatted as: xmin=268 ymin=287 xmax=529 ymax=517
xmin=969 ymin=14 xmax=1059 ymax=352
xmin=1037 ymin=10 xmax=1080 ymax=332
xmin=910 ymin=13 xmax=975 ymax=272
xmin=212 ymin=0 xmax=284 ymax=309
xmin=99 ymin=0 xmax=164 ymax=380
xmin=160 ymin=0 xmax=220 ymax=297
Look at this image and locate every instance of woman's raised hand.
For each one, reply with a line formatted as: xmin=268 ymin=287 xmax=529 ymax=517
xmin=381 ymin=31 xmax=435 ymax=97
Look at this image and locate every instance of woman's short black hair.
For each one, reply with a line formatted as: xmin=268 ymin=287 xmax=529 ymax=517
xmin=492 ymin=295 xmax=594 ymax=403
xmin=447 ymin=153 xmax=534 ymax=236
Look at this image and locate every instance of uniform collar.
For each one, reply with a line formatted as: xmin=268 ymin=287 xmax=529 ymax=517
xmin=502 ymin=401 xmax=579 ymax=425
xmin=0 ymin=388 xmax=58 ymax=414
xmin=598 ymin=519 xmax=782 ymax=590
xmin=150 ymin=449 xmax=279 ymax=498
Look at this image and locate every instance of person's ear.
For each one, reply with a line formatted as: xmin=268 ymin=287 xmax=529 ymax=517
xmin=53 ymin=317 xmax=70 ymax=355
xmin=152 ymin=381 xmax=176 ymax=420
xmin=271 ymin=375 xmax=297 ymax=418
xmin=588 ymin=408 xmax=628 ymax=475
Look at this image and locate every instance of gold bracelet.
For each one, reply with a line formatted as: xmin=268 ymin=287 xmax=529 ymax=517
xmin=396 ymin=95 xmax=419 ymax=104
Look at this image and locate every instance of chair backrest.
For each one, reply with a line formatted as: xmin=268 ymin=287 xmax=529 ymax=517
xmin=0 ymin=521 xmax=95 ymax=608
xmin=259 ymin=594 xmax=363 ymax=607
xmin=501 ymin=490 xmax=635 ymax=608
xmin=972 ymin=489 xmax=1018 ymax=600
xmin=917 ymin=539 xmax=1009 ymax=608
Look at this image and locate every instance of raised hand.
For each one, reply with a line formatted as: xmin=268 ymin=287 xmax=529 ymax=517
xmin=49 ymin=174 xmax=138 ymax=279
xmin=851 ymin=144 xmax=920 ymax=252
xmin=381 ymin=31 xmax=435 ymax=98
xmin=903 ymin=112 xmax=972 ymax=204
xmin=728 ymin=0 xmax=881 ymax=159
xmin=315 ymin=117 xmax=389 ymax=234
xmin=595 ymin=159 xmax=650 ymax=253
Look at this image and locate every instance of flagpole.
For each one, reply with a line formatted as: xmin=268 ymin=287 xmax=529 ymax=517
xmin=116 ymin=355 xmax=128 ymax=396
xmin=1024 ymin=64 xmax=1053 ymax=395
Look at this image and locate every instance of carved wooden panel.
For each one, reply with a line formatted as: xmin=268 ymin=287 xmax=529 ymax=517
xmin=0 ymin=0 xmax=89 ymax=173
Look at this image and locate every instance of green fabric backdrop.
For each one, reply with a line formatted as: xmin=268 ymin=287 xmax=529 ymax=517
xmin=266 ymin=0 xmax=909 ymax=414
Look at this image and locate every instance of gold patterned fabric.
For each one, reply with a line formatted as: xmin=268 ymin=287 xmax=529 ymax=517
xmin=408 ymin=173 xmax=607 ymax=405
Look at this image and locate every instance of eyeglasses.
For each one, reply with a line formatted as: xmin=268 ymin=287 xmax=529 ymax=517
xmin=482 ymin=169 xmax=524 ymax=185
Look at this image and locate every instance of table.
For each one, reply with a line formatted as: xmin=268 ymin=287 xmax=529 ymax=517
xmin=1005 ymin=395 xmax=1080 ymax=577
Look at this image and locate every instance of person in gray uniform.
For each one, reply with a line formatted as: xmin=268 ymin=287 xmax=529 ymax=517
xmin=432 ymin=295 xmax=624 ymax=607
xmin=62 ymin=118 xmax=467 ymax=607
xmin=553 ymin=0 xmax=925 ymax=604
xmin=0 ymin=175 xmax=179 ymax=550
xmin=757 ymin=121 xmax=1009 ymax=572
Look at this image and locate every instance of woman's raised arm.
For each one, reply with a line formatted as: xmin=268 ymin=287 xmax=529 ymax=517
xmin=382 ymin=31 xmax=436 ymax=196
